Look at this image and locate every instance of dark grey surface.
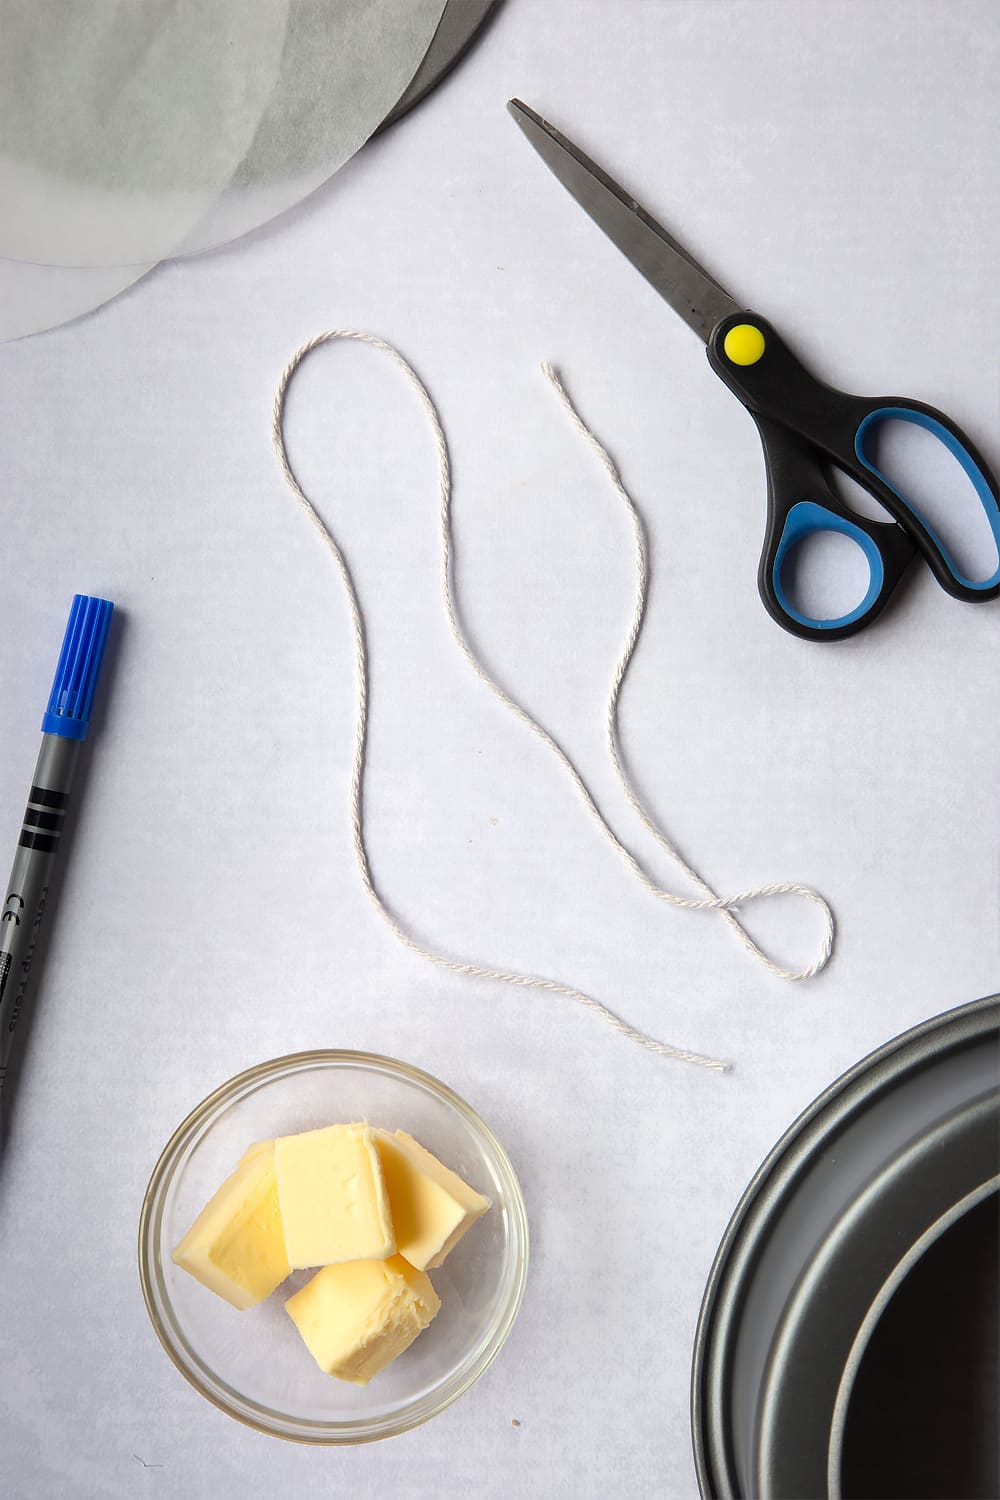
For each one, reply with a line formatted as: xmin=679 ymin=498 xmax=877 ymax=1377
xmin=839 ymin=1189 xmax=999 ymax=1500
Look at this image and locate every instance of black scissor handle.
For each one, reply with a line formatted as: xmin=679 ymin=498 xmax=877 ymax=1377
xmin=851 ymin=401 xmax=1000 ymax=600
xmin=706 ymin=313 xmax=1000 ymax=634
xmin=750 ymin=416 xmax=918 ymax=641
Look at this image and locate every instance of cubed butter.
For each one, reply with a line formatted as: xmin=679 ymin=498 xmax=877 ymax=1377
xmin=239 ymin=1138 xmax=274 ymax=1168
xmin=274 ymin=1122 xmax=395 ymax=1269
xmin=172 ymin=1142 xmax=290 ymax=1310
xmin=375 ymin=1129 xmax=490 ymax=1270
xmin=285 ymin=1253 xmax=440 ymax=1384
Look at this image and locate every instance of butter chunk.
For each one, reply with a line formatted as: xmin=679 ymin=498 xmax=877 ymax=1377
xmin=239 ymin=1138 xmax=274 ymax=1168
xmin=285 ymin=1254 xmax=440 ymax=1384
xmin=172 ymin=1142 xmax=290 ymax=1310
xmin=274 ymin=1122 xmax=394 ymax=1269
xmin=375 ymin=1129 xmax=490 ymax=1271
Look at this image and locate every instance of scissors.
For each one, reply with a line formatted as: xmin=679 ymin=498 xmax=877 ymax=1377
xmin=509 ymin=100 xmax=1000 ymax=642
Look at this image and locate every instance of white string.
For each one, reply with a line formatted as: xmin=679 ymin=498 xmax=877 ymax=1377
xmin=271 ymin=331 xmax=835 ymax=1073
xmin=542 ymin=364 xmax=835 ymax=979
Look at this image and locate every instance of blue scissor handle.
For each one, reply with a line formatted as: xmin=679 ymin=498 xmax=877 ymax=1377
xmin=753 ymin=418 xmax=917 ymax=641
xmin=706 ymin=313 xmax=1000 ymax=640
xmin=855 ymin=404 xmax=1000 ymax=596
xmin=773 ymin=504 xmax=886 ymax=634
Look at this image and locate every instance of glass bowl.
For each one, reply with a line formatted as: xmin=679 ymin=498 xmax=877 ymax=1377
xmin=138 ymin=1050 xmax=529 ymax=1443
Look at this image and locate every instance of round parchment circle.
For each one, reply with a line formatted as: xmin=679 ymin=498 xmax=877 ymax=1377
xmin=0 ymin=0 xmax=291 ymax=267
xmin=0 ymin=257 xmax=153 ymax=343
xmin=173 ymin=0 xmax=451 ymax=257
xmin=0 ymin=0 xmax=494 ymax=338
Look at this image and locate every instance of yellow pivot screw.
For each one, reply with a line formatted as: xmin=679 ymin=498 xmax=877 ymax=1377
xmin=723 ymin=323 xmax=766 ymax=366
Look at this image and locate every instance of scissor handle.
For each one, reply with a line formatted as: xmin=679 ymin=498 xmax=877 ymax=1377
xmin=750 ymin=416 xmax=918 ymax=640
xmin=706 ymin=313 xmax=1000 ymax=631
xmin=852 ymin=402 xmax=1000 ymax=599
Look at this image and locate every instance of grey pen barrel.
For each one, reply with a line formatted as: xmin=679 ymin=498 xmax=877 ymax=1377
xmin=0 ymin=593 xmax=114 ymax=1148
xmin=0 ymin=734 xmax=81 ymax=1090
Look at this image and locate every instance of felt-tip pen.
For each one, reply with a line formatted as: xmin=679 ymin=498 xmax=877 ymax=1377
xmin=0 ymin=595 xmax=113 ymax=1146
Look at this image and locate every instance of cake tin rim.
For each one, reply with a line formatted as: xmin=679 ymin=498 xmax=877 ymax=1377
xmin=691 ymin=993 xmax=1000 ymax=1498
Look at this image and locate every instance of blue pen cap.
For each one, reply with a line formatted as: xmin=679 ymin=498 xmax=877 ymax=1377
xmin=41 ymin=594 xmax=114 ymax=740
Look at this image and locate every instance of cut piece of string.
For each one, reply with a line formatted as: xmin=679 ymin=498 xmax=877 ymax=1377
xmin=271 ymin=331 xmax=835 ymax=1074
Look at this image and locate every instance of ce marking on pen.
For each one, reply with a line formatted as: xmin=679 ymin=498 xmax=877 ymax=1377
xmin=0 ymin=897 xmax=25 ymax=1025
xmin=0 ymin=891 xmax=47 ymax=1071
xmin=2 ymin=894 xmax=24 ymax=926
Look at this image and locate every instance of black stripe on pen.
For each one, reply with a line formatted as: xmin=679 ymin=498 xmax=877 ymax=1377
xmin=18 ymin=830 xmax=60 ymax=854
xmin=22 ymin=807 xmax=63 ymax=831
xmin=28 ymin=785 xmax=69 ymax=810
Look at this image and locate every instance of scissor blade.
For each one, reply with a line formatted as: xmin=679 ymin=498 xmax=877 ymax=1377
xmin=508 ymin=99 xmax=741 ymax=343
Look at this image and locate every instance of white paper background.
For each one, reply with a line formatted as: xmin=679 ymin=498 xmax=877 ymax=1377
xmin=0 ymin=2 xmax=997 ymax=1497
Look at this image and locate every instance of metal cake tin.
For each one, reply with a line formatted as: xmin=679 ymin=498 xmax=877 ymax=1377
xmin=691 ymin=993 xmax=999 ymax=1499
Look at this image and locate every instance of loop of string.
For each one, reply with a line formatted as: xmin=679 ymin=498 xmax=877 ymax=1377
xmin=271 ymin=331 xmax=835 ymax=1074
